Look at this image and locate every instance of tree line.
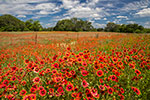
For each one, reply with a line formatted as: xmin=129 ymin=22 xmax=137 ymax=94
xmin=0 ymin=14 xmax=150 ymax=33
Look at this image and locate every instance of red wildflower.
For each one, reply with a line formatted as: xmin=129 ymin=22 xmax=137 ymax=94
xmin=111 ymin=75 xmax=117 ymax=81
xmin=25 ymin=59 xmax=29 ymax=64
xmin=99 ymin=85 xmax=105 ymax=90
xmin=83 ymin=54 xmax=89 ymax=59
xmin=96 ymin=70 xmax=103 ymax=77
xmin=33 ymin=77 xmax=40 ymax=83
xmin=99 ymin=56 xmax=104 ymax=62
xmin=30 ymin=87 xmax=36 ymax=93
xmin=82 ymin=80 xmax=89 ymax=88
xmin=66 ymin=83 xmax=74 ymax=91
xmin=53 ymin=63 xmax=59 ymax=69
xmin=108 ymin=87 xmax=113 ymax=94
xmin=82 ymin=62 xmax=87 ymax=66
xmin=57 ymin=86 xmax=64 ymax=93
xmin=2 ymin=80 xmax=9 ymax=85
xmin=81 ymin=70 xmax=89 ymax=76
xmin=20 ymin=89 xmax=27 ymax=96
xmin=135 ymin=69 xmax=141 ymax=76
xmin=131 ymin=87 xmax=141 ymax=95
xmin=39 ymin=89 xmax=47 ymax=96
xmin=38 ymin=86 xmax=44 ymax=91
xmin=33 ymin=67 xmax=40 ymax=73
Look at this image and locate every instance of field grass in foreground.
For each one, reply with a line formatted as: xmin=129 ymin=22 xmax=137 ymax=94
xmin=0 ymin=32 xmax=150 ymax=100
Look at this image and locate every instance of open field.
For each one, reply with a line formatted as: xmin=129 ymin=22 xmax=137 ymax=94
xmin=0 ymin=32 xmax=124 ymax=48
xmin=0 ymin=32 xmax=150 ymax=100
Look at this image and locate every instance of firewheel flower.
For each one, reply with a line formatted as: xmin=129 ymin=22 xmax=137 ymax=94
xmin=39 ymin=89 xmax=47 ymax=96
xmin=82 ymin=80 xmax=89 ymax=88
xmin=96 ymin=70 xmax=103 ymax=77
xmin=66 ymin=83 xmax=74 ymax=91
xmin=20 ymin=89 xmax=27 ymax=96
xmin=33 ymin=77 xmax=40 ymax=83
xmin=131 ymin=87 xmax=141 ymax=95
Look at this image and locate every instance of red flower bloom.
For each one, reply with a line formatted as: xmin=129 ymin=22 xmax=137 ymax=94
xmin=83 ymin=54 xmax=89 ymax=59
xmin=57 ymin=86 xmax=64 ymax=93
xmin=99 ymin=56 xmax=104 ymax=62
xmin=111 ymin=75 xmax=117 ymax=81
xmin=108 ymin=87 xmax=113 ymax=94
xmin=96 ymin=70 xmax=103 ymax=77
xmin=131 ymin=87 xmax=141 ymax=95
xmin=30 ymin=87 xmax=36 ymax=93
xmin=53 ymin=63 xmax=59 ymax=69
xmin=33 ymin=77 xmax=40 ymax=83
xmin=39 ymin=89 xmax=47 ymax=96
xmin=135 ymin=69 xmax=141 ymax=76
xmin=66 ymin=83 xmax=74 ymax=91
xmin=82 ymin=62 xmax=87 ymax=66
xmin=99 ymin=85 xmax=105 ymax=91
xmin=20 ymin=89 xmax=27 ymax=96
xmin=2 ymin=80 xmax=9 ymax=85
xmin=82 ymin=80 xmax=89 ymax=88
xmin=25 ymin=59 xmax=29 ymax=64
xmin=81 ymin=70 xmax=89 ymax=76
xmin=39 ymin=86 xmax=44 ymax=91
xmin=77 ymin=58 xmax=82 ymax=62
xmin=33 ymin=67 xmax=40 ymax=73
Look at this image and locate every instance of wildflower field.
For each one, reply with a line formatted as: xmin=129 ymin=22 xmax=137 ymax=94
xmin=0 ymin=32 xmax=150 ymax=100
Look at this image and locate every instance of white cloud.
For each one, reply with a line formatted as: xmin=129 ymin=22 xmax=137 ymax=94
xmin=93 ymin=23 xmax=106 ymax=28
xmin=35 ymin=3 xmax=55 ymax=10
xmin=103 ymin=18 xmax=107 ymax=20
xmin=61 ymin=0 xmax=80 ymax=9
xmin=17 ymin=15 xmax=26 ymax=18
xmin=144 ymin=22 xmax=150 ymax=28
xmin=3 ymin=0 xmax=49 ymax=4
xmin=127 ymin=21 xmax=136 ymax=24
xmin=135 ymin=8 xmax=150 ymax=17
xmin=120 ymin=0 xmax=150 ymax=11
xmin=116 ymin=16 xmax=128 ymax=19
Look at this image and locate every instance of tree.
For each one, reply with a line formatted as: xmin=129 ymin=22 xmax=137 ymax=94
xmin=25 ymin=19 xmax=42 ymax=31
xmin=0 ymin=14 xmax=25 ymax=31
xmin=105 ymin=22 xmax=120 ymax=32
xmin=54 ymin=18 xmax=94 ymax=31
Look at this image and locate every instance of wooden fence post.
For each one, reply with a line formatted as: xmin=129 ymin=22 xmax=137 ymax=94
xmin=35 ymin=33 xmax=37 ymax=44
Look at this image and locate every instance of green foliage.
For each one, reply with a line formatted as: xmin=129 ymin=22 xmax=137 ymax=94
xmin=0 ymin=14 xmax=149 ymax=33
xmin=104 ymin=22 xmax=146 ymax=33
xmin=54 ymin=18 xmax=94 ymax=31
xmin=0 ymin=14 xmax=25 ymax=31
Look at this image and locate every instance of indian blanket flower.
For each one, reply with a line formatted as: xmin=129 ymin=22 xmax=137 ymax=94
xmin=81 ymin=70 xmax=89 ymax=76
xmin=82 ymin=80 xmax=89 ymax=88
xmin=131 ymin=87 xmax=141 ymax=95
xmin=33 ymin=77 xmax=40 ymax=83
xmin=96 ymin=70 xmax=103 ymax=77
xmin=66 ymin=83 xmax=74 ymax=91
xmin=108 ymin=87 xmax=114 ymax=94
xmin=20 ymin=89 xmax=27 ymax=96
xmin=39 ymin=89 xmax=47 ymax=96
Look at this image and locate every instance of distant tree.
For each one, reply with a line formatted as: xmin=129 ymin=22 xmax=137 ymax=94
xmin=54 ymin=18 xmax=94 ymax=31
xmin=0 ymin=14 xmax=25 ymax=31
xmin=105 ymin=22 xmax=120 ymax=32
xmin=25 ymin=19 xmax=42 ymax=31
xmin=97 ymin=28 xmax=104 ymax=31
xmin=125 ymin=24 xmax=144 ymax=33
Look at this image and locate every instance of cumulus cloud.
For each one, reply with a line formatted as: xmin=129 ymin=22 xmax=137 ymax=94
xmin=93 ymin=23 xmax=106 ymax=28
xmin=144 ymin=22 xmax=150 ymax=28
xmin=17 ymin=15 xmax=26 ymax=18
xmin=120 ymin=0 xmax=150 ymax=11
xmin=135 ymin=8 xmax=150 ymax=17
xmin=116 ymin=16 xmax=128 ymax=19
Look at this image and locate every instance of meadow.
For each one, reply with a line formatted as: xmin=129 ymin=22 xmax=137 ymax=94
xmin=0 ymin=32 xmax=150 ymax=100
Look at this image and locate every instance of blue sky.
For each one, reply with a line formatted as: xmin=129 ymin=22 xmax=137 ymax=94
xmin=0 ymin=0 xmax=150 ymax=28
